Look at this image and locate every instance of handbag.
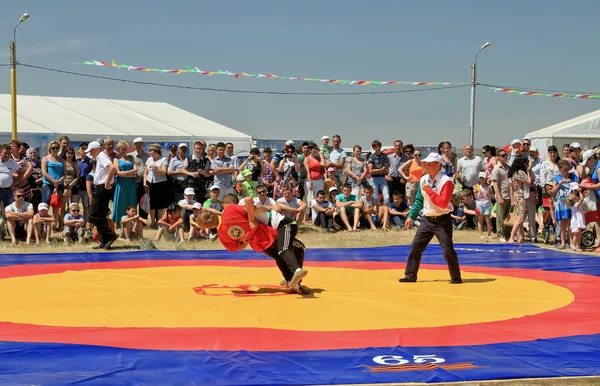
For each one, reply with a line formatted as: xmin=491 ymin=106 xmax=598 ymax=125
xmin=49 ymin=189 xmax=61 ymax=209
xmin=141 ymin=192 xmax=151 ymax=214
xmin=503 ymin=207 xmax=516 ymax=227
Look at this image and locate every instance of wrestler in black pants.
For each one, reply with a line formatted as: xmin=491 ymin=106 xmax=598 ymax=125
xmin=135 ymin=181 xmax=148 ymax=221
xmin=262 ymin=218 xmax=305 ymax=282
xmin=404 ymin=214 xmax=462 ymax=282
xmin=89 ymin=185 xmax=118 ymax=247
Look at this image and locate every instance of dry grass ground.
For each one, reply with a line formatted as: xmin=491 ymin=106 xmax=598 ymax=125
xmin=0 ymin=224 xmax=502 ymax=254
xmin=2 ymin=224 xmax=599 ymax=386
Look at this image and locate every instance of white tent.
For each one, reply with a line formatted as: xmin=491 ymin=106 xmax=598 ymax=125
xmin=0 ymin=94 xmax=252 ymax=154
xmin=525 ymin=109 xmax=600 ymax=160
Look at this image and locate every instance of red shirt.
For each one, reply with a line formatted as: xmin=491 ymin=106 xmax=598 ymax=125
xmin=218 ymin=204 xmax=277 ymax=252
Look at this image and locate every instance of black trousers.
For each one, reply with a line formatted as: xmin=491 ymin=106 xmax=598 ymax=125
xmin=182 ymin=209 xmax=192 ymax=232
xmin=388 ymin=177 xmax=405 ymax=197
xmin=89 ymin=185 xmax=117 ymax=245
xmin=135 ymin=181 xmax=148 ymax=220
xmin=262 ymin=219 xmax=305 ymax=281
xmin=405 ymin=214 xmax=461 ymax=281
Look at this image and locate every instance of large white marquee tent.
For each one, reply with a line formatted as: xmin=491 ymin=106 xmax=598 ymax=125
xmin=0 ymin=94 xmax=253 ymax=154
xmin=525 ymin=109 xmax=600 ymax=160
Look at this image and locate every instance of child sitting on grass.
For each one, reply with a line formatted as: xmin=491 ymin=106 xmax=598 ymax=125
xmin=120 ymin=205 xmax=151 ymax=241
xmin=188 ymin=202 xmax=205 ymax=240
xmin=155 ymin=204 xmax=184 ymax=243
xmin=33 ymin=203 xmax=54 ymax=245
xmin=387 ymin=192 xmax=410 ymax=229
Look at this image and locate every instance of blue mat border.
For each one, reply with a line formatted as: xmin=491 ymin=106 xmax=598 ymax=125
xmin=1 ymin=244 xmax=599 ymax=385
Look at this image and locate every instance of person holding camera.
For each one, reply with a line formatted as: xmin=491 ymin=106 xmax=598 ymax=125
xmin=275 ymin=144 xmax=301 ymax=199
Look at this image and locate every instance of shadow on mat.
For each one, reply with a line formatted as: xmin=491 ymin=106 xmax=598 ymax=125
xmin=417 ymin=278 xmax=496 ymax=284
xmin=231 ymin=287 xmax=326 ymax=298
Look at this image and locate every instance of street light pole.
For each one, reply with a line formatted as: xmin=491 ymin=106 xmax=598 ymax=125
xmin=469 ymin=42 xmax=491 ymax=146
xmin=10 ymin=13 xmax=30 ymax=141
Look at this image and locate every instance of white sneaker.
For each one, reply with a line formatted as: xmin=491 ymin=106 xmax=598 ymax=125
xmin=499 ymin=238 xmax=507 ymax=243
xmin=209 ymin=233 xmax=218 ymax=241
xmin=288 ymin=268 xmax=308 ymax=289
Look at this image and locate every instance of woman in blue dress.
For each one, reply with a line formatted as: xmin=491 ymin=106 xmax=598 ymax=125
xmin=551 ymin=159 xmax=578 ymax=249
xmin=112 ymin=141 xmax=138 ymax=224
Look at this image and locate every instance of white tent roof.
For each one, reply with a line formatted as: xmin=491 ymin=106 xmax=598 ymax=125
xmin=0 ymin=94 xmax=252 ymax=149
xmin=526 ymin=108 xmax=600 ymax=140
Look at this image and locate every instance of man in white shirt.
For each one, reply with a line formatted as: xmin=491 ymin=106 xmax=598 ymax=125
xmin=128 ymin=137 xmax=150 ymax=220
xmin=5 ymin=188 xmax=34 ymax=245
xmin=399 ymin=153 xmax=462 ymax=284
xmin=326 ymin=135 xmax=346 ymax=186
xmin=168 ymin=143 xmax=192 ymax=202
xmin=87 ymin=141 xmax=118 ymax=249
xmin=211 ymin=142 xmax=235 ymax=200
xmin=0 ymin=143 xmax=22 ymax=207
xmin=456 ymin=144 xmax=484 ymax=193
xmin=276 ymin=185 xmax=307 ymax=225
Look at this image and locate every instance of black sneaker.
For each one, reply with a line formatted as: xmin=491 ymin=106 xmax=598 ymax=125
xmin=103 ymin=235 xmax=119 ymax=250
xmin=399 ymin=277 xmax=417 ymax=283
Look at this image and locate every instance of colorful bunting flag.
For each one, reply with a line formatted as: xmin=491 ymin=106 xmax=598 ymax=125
xmin=77 ymin=60 xmax=458 ymax=86
xmin=490 ymin=87 xmax=600 ymax=100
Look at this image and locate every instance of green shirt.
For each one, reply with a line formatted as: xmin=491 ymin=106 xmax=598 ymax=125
xmin=408 ymin=182 xmax=423 ymax=220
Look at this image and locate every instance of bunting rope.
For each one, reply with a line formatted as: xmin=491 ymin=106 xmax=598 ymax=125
xmin=489 ymin=86 xmax=600 ymax=100
xmin=77 ymin=60 xmax=459 ymax=86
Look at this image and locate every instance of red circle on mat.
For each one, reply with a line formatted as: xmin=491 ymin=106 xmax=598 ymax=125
xmin=1 ymin=259 xmax=599 ymax=351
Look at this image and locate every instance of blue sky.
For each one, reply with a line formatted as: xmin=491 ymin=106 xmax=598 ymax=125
xmin=1 ymin=0 xmax=599 ymax=149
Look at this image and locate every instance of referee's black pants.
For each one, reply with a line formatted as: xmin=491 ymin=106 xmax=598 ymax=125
xmin=405 ymin=213 xmax=462 ymax=281
xmin=262 ymin=218 xmax=305 ymax=281
xmin=89 ymin=185 xmax=117 ymax=245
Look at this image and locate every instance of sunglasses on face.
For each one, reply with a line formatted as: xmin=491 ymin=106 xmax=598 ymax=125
xmin=498 ymin=154 xmax=507 ymax=158
xmin=414 ymin=154 xmax=421 ymax=157
xmin=51 ymin=146 xmax=60 ymax=150
xmin=16 ymin=194 xmax=24 ymax=198
xmin=72 ymin=209 xmax=80 ymax=212
xmin=523 ymin=143 xmax=531 ymax=146
xmin=257 ymin=191 xmax=266 ymax=195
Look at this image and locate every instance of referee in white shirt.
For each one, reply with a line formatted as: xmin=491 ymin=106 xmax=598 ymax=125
xmin=399 ymin=152 xmax=462 ymax=284
xmin=87 ymin=141 xmax=118 ymax=249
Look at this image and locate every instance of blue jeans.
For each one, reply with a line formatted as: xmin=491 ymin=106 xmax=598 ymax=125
xmin=390 ymin=214 xmax=406 ymax=227
xmin=42 ymin=184 xmax=64 ymax=205
xmin=371 ymin=176 xmax=390 ymax=204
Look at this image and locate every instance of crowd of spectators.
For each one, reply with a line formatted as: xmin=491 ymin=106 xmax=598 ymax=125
xmin=0 ymin=134 xmax=599 ymax=252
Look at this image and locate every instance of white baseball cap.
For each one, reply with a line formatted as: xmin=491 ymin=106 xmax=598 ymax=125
xmin=422 ymin=152 xmax=443 ymax=164
xmin=511 ymin=139 xmax=522 ymax=146
xmin=321 ymin=135 xmax=330 ymax=141
xmin=38 ymin=203 xmax=49 ymax=211
xmin=85 ymin=141 xmax=102 ymax=153
xmin=133 ymin=137 xmax=143 ymax=143
xmin=209 ymin=185 xmax=220 ymax=191
xmin=192 ymin=202 xmax=202 ymax=210
xmin=285 ymin=140 xmax=295 ymax=146
xmin=478 ymin=171 xmax=487 ymax=179
xmin=571 ymin=142 xmax=581 ymax=149
xmin=184 ymin=187 xmax=195 ymax=196
xmin=529 ymin=146 xmax=538 ymax=153
xmin=178 ymin=143 xmax=188 ymax=148
xmin=329 ymin=186 xmax=338 ymax=193
xmin=582 ymin=149 xmax=595 ymax=164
